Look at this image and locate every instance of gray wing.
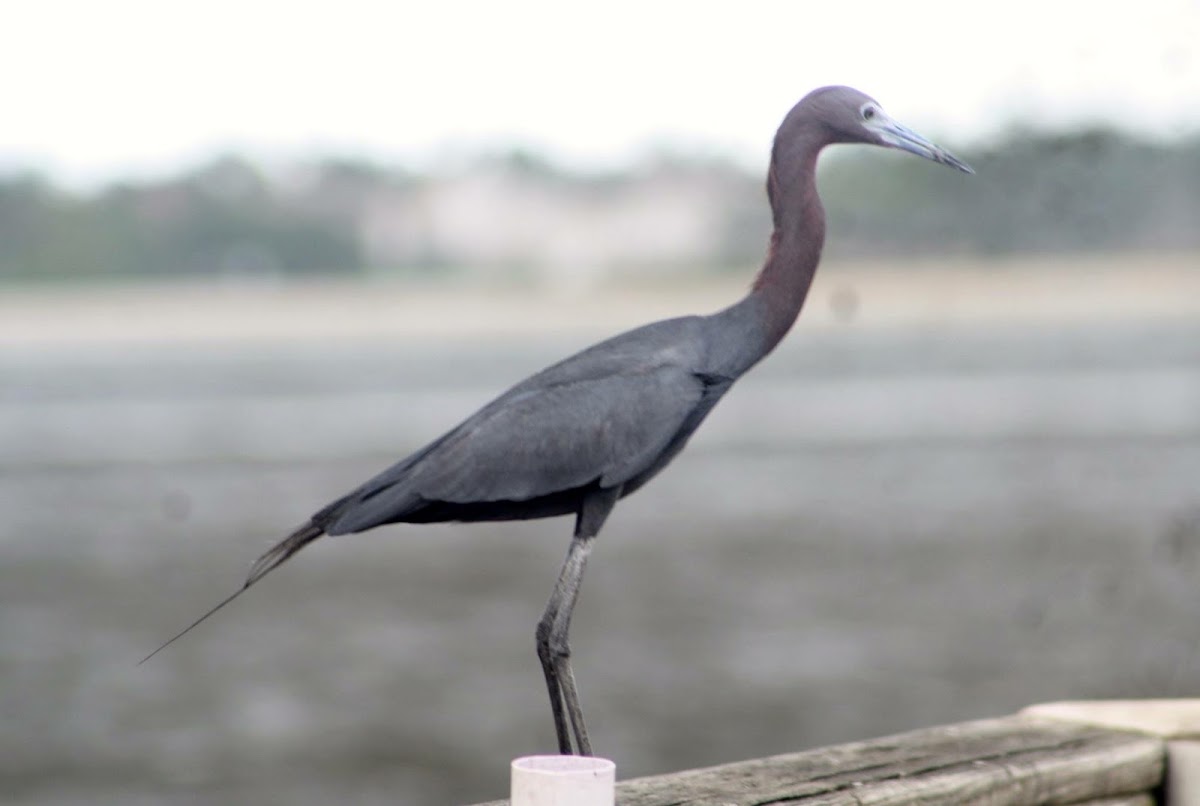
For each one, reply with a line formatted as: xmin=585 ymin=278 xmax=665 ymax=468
xmin=326 ymin=364 xmax=708 ymax=534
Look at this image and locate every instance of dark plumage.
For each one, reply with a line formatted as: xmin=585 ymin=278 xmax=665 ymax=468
xmin=143 ymin=86 xmax=972 ymax=756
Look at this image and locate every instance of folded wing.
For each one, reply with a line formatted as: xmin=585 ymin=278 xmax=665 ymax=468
xmin=325 ymin=364 xmax=710 ymax=534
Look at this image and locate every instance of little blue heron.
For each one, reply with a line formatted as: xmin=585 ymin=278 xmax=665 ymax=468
xmin=143 ymin=86 xmax=972 ymax=756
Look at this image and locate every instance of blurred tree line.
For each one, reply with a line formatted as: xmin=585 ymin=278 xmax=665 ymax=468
xmin=821 ymin=128 xmax=1200 ymax=258
xmin=1 ymin=127 xmax=1197 ymax=283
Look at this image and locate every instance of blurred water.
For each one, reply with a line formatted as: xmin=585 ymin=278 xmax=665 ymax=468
xmin=4 ymin=316 xmax=1200 ymax=805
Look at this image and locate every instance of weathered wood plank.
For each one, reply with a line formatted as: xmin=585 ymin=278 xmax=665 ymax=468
xmin=1075 ymin=797 xmax=1155 ymax=806
xmin=1024 ymin=699 xmax=1200 ymax=806
xmin=471 ymin=715 xmax=1163 ymax=806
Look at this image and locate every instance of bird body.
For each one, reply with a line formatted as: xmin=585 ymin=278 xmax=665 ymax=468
xmin=143 ymin=86 xmax=973 ymax=757
xmin=321 ymin=301 xmax=790 ymax=530
xmin=322 ymin=313 xmax=729 ymax=532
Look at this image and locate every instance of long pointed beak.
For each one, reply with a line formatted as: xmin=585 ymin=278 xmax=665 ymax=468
xmin=873 ymin=117 xmax=974 ymax=174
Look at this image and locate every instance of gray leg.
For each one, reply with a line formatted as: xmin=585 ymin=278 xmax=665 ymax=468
xmin=535 ymin=621 xmax=571 ymax=752
xmin=535 ymin=486 xmax=619 ymax=755
xmin=536 ymin=534 xmax=595 ymax=754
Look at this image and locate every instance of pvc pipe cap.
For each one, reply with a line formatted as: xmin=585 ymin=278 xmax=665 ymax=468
xmin=510 ymin=755 xmax=616 ymax=806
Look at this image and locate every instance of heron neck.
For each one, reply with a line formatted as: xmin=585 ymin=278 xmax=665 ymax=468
xmin=748 ymin=145 xmax=826 ymax=355
xmin=703 ymin=135 xmax=826 ymax=379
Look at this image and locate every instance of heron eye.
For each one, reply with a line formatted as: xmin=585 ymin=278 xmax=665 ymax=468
xmin=862 ymin=106 xmax=877 ymax=121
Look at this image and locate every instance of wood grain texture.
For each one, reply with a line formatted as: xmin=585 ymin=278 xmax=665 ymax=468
xmin=471 ymin=715 xmax=1164 ymax=806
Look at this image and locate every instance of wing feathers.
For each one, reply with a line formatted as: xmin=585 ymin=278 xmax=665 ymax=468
xmin=327 ymin=367 xmax=706 ymax=534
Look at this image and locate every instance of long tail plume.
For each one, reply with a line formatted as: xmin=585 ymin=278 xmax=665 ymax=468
xmin=138 ymin=522 xmax=325 ymax=665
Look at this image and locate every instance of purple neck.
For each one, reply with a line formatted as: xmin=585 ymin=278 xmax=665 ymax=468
xmin=748 ymin=141 xmax=827 ymax=355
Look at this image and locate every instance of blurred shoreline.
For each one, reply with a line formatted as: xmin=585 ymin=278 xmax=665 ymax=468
xmin=3 ymin=252 xmax=1199 ymax=348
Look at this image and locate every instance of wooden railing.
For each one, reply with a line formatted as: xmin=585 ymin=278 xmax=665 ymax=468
xmin=472 ymin=700 xmax=1200 ymax=805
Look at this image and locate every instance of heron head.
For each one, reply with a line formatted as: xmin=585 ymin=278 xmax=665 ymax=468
xmin=796 ymin=85 xmax=974 ymax=174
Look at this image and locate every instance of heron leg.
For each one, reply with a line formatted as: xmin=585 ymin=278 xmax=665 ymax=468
xmin=535 ymin=640 xmax=570 ymax=752
xmin=535 ymin=486 xmax=618 ymax=755
xmin=536 ymin=535 xmax=593 ymax=754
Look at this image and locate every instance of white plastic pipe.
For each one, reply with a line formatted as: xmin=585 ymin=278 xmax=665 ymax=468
xmin=510 ymin=755 xmax=616 ymax=806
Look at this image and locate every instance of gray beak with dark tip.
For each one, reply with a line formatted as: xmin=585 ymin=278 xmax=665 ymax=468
xmin=870 ymin=114 xmax=974 ymax=174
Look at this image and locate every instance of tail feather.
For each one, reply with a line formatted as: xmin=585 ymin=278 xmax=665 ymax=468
xmin=138 ymin=522 xmax=325 ymax=665
xmin=243 ymin=522 xmax=324 ymax=587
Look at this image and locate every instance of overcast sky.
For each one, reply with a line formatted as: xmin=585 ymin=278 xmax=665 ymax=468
xmin=4 ymin=0 xmax=1198 ymax=186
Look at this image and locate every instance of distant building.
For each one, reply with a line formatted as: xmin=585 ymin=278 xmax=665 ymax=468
xmin=358 ymin=157 xmax=764 ymax=289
